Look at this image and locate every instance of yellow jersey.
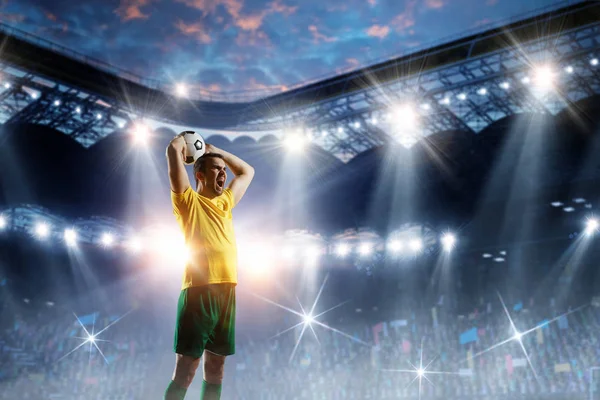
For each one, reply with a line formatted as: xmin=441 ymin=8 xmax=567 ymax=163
xmin=171 ymin=186 xmax=237 ymax=289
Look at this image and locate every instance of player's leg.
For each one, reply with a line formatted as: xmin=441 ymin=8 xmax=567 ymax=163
xmin=165 ymin=354 xmax=201 ymax=399
xmin=200 ymin=350 xmax=226 ymax=399
xmin=165 ymin=287 xmax=217 ymax=400
xmin=201 ymin=284 xmax=236 ymax=400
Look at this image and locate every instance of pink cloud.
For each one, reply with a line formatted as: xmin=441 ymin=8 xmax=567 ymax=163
xmin=366 ymin=24 xmax=390 ymax=39
xmin=235 ymin=13 xmax=265 ymax=31
xmin=45 ymin=11 xmax=57 ymax=21
xmin=346 ymin=58 xmax=360 ymax=67
xmin=175 ymin=20 xmax=212 ymax=43
xmin=368 ymin=0 xmax=377 ymax=5
xmin=391 ymin=0 xmax=416 ymax=33
xmin=114 ymin=0 xmax=152 ymax=21
xmin=175 ymin=0 xmax=243 ymax=18
xmin=425 ymin=0 xmax=445 ymax=9
xmin=235 ymin=30 xmax=272 ymax=47
xmin=243 ymin=77 xmax=287 ymax=92
xmin=268 ymin=0 xmax=298 ymax=16
xmin=308 ymin=25 xmax=337 ymax=44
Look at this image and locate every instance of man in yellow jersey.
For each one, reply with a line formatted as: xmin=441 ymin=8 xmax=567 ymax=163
xmin=164 ymin=133 xmax=254 ymax=400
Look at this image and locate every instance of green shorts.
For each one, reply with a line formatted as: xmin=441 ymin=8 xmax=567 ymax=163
xmin=173 ymin=284 xmax=236 ymax=358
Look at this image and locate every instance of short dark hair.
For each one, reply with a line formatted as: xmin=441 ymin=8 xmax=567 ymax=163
xmin=193 ymin=153 xmax=225 ymax=176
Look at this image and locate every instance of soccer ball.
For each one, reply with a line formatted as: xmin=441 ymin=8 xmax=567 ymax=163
xmin=179 ymin=131 xmax=205 ymax=165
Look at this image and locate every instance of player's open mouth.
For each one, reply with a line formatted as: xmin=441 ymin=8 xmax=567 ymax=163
xmin=217 ymin=180 xmax=224 ymax=188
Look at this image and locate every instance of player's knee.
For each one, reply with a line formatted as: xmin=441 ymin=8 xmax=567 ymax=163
xmin=203 ymin=356 xmax=225 ymax=384
xmin=173 ymin=354 xmax=201 ymax=388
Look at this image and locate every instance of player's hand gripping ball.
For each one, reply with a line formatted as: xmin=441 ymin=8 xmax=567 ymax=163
xmin=179 ymin=131 xmax=205 ymax=165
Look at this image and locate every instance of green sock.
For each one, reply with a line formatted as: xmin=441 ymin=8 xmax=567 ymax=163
xmin=200 ymin=380 xmax=222 ymax=400
xmin=164 ymin=380 xmax=187 ymax=400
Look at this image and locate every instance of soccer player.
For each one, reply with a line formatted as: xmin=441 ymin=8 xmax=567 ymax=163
xmin=164 ymin=134 xmax=254 ymax=400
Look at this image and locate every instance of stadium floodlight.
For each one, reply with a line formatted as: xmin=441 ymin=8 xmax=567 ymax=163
xmin=283 ymin=132 xmax=307 ymax=152
xmin=391 ymin=104 xmax=418 ymax=129
xmin=439 ymin=97 xmax=451 ymax=105
xmin=31 ymin=93 xmax=38 ymax=99
xmin=0 ymin=215 xmax=6 ymax=229
xmin=64 ymin=229 xmax=77 ymax=246
xmin=477 ymin=88 xmax=487 ymax=96
xmin=387 ymin=239 xmax=403 ymax=253
xmin=551 ymin=201 xmax=563 ymax=207
xmin=320 ymin=130 xmax=328 ymax=137
xmin=565 ymin=66 xmax=574 ymax=74
xmin=175 ymin=83 xmax=188 ymax=97
xmin=591 ymin=58 xmax=599 ymax=66
xmin=53 ymin=100 xmax=60 ymax=106
xmin=441 ymin=233 xmax=456 ymax=252
xmin=118 ymin=122 xmax=126 ymax=129
xmin=358 ymin=243 xmax=372 ymax=257
xmin=585 ymin=218 xmax=599 ymax=236
xmin=521 ymin=76 xmax=530 ymax=84
xmin=35 ymin=222 xmax=50 ymax=239
xmin=133 ymin=122 xmax=150 ymax=144
xmin=101 ymin=233 xmax=114 ymax=247
xmin=96 ymin=113 xmax=102 ymax=120
xmin=457 ymin=93 xmax=467 ymax=101
xmin=369 ymin=117 xmax=378 ymax=125
xmin=303 ymin=314 xmax=314 ymax=324
xmin=335 ymin=243 xmax=350 ymax=257
xmin=305 ymin=245 xmax=321 ymax=260
xmin=75 ymin=106 xmax=81 ymax=114
xmin=337 ymin=126 xmax=344 ymax=134
xmin=563 ymin=207 xmax=575 ymax=213
xmin=352 ymin=121 xmax=361 ymax=129
xmin=500 ymin=81 xmax=510 ymax=90
xmin=532 ymin=65 xmax=555 ymax=90
xmin=482 ymin=253 xmax=492 ymax=258
xmin=3 ymin=82 xmax=10 ymax=89
xmin=420 ymin=103 xmax=431 ymax=110
xmin=494 ymin=257 xmax=505 ymax=263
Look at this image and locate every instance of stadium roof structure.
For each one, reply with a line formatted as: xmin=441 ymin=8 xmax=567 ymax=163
xmin=0 ymin=0 xmax=599 ymax=162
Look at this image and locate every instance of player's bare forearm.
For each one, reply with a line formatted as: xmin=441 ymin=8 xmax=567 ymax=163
xmin=206 ymin=144 xmax=254 ymax=177
xmin=166 ymin=135 xmax=191 ymax=193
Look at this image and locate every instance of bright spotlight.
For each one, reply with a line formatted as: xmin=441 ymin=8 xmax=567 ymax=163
xmin=417 ymin=368 xmax=425 ymax=377
xmin=337 ymin=126 xmax=344 ymax=134
xmin=31 ymin=93 xmax=38 ymax=99
xmin=565 ymin=66 xmax=574 ymax=74
xmin=440 ymin=97 xmax=451 ymax=105
xmin=457 ymin=93 xmax=467 ymax=101
xmin=132 ymin=123 xmax=150 ymax=144
xmin=585 ymin=218 xmax=599 ymax=235
xmin=409 ymin=238 xmax=423 ymax=252
xmin=513 ymin=332 xmax=522 ymax=341
xmin=391 ymin=104 xmax=417 ymax=129
xmin=358 ymin=243 xmax=373 ymax=257
xmin=477 ymin=88 xmax=487 ymax=96
xmin=591 ymin=58 xmax=599 ymax=66
xmin=175 ymin=83 xmax=188 ymax=97
xmin=53 ymin=100 xmax=60 ymax=106
xmin=305 ymin=245 xmax=321 ymax=260
xmin=3 ymin=82 xmax=10 ymax=89
xmin=500 ymin=81 xmax=510 ymax=90
xmin=441 ymin=233 xmax=456 ymax=251
xmin=387 ymin=240 xmax=403 ymax=253
xmin=533 ymin=65 xmax=555 ymax=89
xmin=335 ymin=243 xmax=350 ymax=257
xmin=87 ymin=334 xmax=96 ymax=343
xmin=101 ymin=233 xmax=114 ymax=247
xmin=64 ymin=229 xmax=77 ymax=246
xmin=283 ymin=132 xmax=307 ymax=152
xmin=303 ymin=314 xmax=314 ymax=324
xmin=521 ymin=76 xmax=530 ymax=84
xmin=75 ymin=106 xmax=81 ymax=114
xmin=420 ymin=103 xmax=431 ymax=110
xmin=0 ymin=215 xmax=6 ymax=229
xmin=370 ymin=118 xmax=378 ymax=125
xmin=96 ymin=113 xmax=102 ymax=120
xmin=352 ymin=121 xmax=361 ymax=129
xmin=35 ymin=222 xmax=50 ymax=239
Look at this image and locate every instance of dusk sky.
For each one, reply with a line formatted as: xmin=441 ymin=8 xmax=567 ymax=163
xmin=3 ymin=0 xmax=566 ymax=94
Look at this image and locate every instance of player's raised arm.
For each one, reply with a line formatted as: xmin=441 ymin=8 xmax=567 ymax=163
xmin=206 ymin=144 xmax=254 ymax=206
xmin=166 ymin=135 xmax=192 ymax=194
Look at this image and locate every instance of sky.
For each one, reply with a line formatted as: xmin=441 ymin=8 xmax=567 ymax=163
xmin=2 ymin=0 xmax=568 ymax=95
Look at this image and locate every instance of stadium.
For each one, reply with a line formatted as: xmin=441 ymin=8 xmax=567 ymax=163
xmin=1 ymin=0 xmax=600 ymax=399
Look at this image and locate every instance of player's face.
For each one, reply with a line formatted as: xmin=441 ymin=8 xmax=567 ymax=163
xmin=202 ymin=158 xmax=227 ymax=196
